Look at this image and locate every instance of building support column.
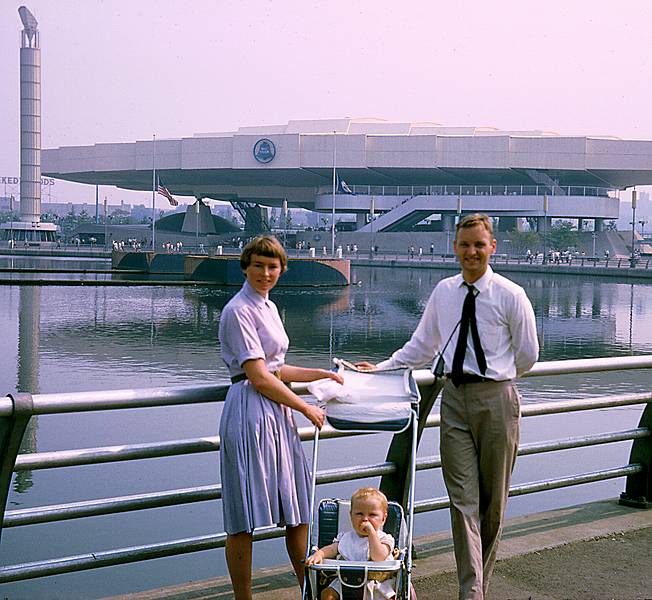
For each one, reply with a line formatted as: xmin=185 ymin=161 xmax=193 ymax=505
xmin=537 ymin=216 xmax=549 ymax=232
xmin=442 ymin=214 xmax=456 ymax=232
xmin=594 ymin=218 xmax=605 ymax=232
xmin=499 ymin=217 xmax=518 ymax=232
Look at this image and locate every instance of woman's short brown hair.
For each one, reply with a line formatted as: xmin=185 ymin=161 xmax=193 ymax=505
xmin=240 ymin=235 xmax=287 ymax=272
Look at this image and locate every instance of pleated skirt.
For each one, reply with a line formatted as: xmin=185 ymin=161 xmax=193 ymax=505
xmin=219 ymin=380 xmax=312 ymax=535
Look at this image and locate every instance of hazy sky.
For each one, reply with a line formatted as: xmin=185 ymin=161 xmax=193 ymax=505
xmin=1 ymin=0 xmax=651 ymax=207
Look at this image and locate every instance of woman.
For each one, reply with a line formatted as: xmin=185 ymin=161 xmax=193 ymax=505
xmin=218 ymin=235 xmax=343 ymax=599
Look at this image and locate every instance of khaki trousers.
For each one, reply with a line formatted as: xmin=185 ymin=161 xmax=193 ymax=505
xmin=440 ymin=379 xmax=520 ymax=600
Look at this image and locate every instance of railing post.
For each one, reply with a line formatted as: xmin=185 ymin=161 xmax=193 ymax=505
xmin=380 ymin=379 xmax=445 ymax=509
xmin=619 ymin=403 xmax=652 ymax=509
xmin=0 ymin=393 xmax=34 ymax=542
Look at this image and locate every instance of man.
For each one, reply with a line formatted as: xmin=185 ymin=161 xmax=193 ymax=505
xmin=358 ymin=214 xmax=539 ymax=599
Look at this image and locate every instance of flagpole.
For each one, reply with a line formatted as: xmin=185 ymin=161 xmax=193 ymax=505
xmin=151 ymin=134 xmax=156 ymax=251
xmin=331 ymin=130 xmax=336 ymax=256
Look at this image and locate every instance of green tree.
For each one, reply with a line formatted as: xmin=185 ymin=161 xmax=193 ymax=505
xmin=55 ymin=207 xmax=95 ymax=238
xmin=0 ymin=212 xmax=21 ymax=224
xmin=506 ymin=230 xmax=540 ymax=255
xmin=547 ymin=220 xmax=579 ymax=251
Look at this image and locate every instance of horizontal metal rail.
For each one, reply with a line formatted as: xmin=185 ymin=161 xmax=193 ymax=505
xmin=2 ymin=355 xmax=651 ymax=417
xmin=5 ymin=427 xmax=648 ymax=528
xmin=0 ymin=383 xmax=229 ymax=417
xmin=11 ymin=394 xmax=651 ymax=473
xmin=413 ymin=464 xmax=643 ymax=514
xmin=339 ymin=184 xmax=613 ymax=197
xmin=3 ymin=461 xmax=396 ymax=528
xmin=0 ymin=463 xmax=641 ymax=584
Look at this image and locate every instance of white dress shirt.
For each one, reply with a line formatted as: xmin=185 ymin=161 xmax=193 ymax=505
xmin=375 ymin=266 xmax=539 ymax=380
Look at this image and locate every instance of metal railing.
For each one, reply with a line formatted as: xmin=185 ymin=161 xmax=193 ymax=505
xmin=349 ymin=253 xmax=652 ymax=271
xmin=318 ymin=184 xmax=613 ymax=198
xmin=0 ymin=356 xmax=650 ymax=583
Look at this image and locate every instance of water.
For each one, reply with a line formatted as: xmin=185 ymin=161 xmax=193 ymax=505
xmin=1 ymin=261 xmax=651 ymax=599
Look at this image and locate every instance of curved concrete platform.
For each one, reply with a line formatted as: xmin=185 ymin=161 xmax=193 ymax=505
xmin=185 ymin=255 xmax=350 ymax=286
xmin=112 ymin=252 xmax=350 ymax=286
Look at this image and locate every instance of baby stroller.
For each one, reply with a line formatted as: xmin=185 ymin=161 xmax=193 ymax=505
xmin=303 ymin=360 xmax=421 ymax=600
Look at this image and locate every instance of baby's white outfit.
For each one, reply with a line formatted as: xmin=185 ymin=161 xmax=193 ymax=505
xmin=327 ymin=529 xmax=396 ymax=599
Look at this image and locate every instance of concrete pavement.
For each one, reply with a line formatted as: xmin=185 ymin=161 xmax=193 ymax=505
xmin=104 ymin=498 xmax=651 ymax=600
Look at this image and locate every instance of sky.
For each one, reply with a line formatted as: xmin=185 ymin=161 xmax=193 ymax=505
xmin=1 ymin=0 xmax=651 ymax=208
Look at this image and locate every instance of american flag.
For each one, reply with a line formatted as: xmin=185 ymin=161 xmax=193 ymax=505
xmin=156 ymin=182 xmax=179 ymax=206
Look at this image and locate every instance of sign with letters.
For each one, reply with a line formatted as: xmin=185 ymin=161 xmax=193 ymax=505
xmin=1 ymin=176 xmax=55 ymax=186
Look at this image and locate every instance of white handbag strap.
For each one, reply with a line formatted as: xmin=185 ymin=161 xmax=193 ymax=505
xmin=337 ymin=565 xmax=368 ymax=588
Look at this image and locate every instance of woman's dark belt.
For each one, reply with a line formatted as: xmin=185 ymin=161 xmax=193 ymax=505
xmin=230 ymin=370 xmax=282 ymax=384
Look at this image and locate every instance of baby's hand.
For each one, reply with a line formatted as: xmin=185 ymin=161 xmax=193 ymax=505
xmin=305 ymin=549 xmax=324 ymax=566
xmin=360 ymin=521 xmax=377 ymax=537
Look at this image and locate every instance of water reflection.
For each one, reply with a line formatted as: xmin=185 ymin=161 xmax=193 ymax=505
xmin=6 ymin=269 xmax=651 ymax=395
xmin=15 ymin=286 xmax=40 ymax=494
xmin=347 ymin=268 xmax=652 ymax=361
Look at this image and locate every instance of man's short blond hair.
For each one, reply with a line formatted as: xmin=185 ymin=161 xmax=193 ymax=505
xmin=350 ymin=487 xmax=388 ymax=513
xmin=456 ymin=213 xmax=494 ymax=237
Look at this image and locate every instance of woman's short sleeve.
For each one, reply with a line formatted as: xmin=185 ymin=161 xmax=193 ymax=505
xmin=221 ymin=306 xmax=266 ymax=366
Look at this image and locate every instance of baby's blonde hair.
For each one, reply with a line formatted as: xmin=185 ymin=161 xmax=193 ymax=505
xmin=350 ymin=487 xmax=388 ymax=513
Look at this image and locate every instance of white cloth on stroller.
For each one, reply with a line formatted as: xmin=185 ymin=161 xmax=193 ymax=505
xmin=307 ymin=368 xmax=414 ymax=427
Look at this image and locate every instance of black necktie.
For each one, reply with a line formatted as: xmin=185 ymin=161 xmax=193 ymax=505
xmin=451 ymin=283 xmax=487 ymax=387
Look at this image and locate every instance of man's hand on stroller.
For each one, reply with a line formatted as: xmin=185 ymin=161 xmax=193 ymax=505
xmin=354 ymin=361 xmax=377 ymax=371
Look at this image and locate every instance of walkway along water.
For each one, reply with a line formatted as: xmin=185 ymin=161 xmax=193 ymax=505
xmin=1 ymin=248 xmax=652 ymax=286
xmin=0 ymin=355 xmax=650 ymax=594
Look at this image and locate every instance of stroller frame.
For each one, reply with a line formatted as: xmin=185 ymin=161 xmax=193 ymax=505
xmin=303 ymin=365 xmax=420 ymax=600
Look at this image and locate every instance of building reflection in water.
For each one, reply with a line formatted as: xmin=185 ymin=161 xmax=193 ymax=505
xmin=629 ymin=284 xmax=634 ymax=349
xmin=15 ymin=285 xmax=40 ymax=494
xmin=345 ymin=267 xmax=647 ymax=361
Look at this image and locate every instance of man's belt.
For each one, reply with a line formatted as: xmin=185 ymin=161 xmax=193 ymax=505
xmin=230 ymin=370 xmax=282 ymax=385
xmin=445 ymin=373 xmax=496 ymax=384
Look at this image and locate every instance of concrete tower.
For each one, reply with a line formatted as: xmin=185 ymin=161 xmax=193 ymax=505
xmin=1 ymin=6 xmax=57 ymax=244
xmin=18 ymin=5 xmax=41 ymax=223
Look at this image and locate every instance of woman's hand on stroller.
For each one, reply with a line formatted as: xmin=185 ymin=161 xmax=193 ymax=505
xmin=302 ymin=403 xmax=325 ymax=429
xmin=324 ymin=370 xmax=345 ymax=385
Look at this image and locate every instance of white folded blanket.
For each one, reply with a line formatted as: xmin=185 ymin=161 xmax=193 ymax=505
xmin=307 ymin=368 xmax=414 ymax=426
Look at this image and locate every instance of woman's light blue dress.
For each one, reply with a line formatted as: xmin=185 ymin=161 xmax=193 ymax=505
xmin=218 ymin=280 xmax=311 ymax=534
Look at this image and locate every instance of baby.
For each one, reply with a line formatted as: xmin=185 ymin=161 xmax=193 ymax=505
xmin=306 ymin=487 xmax=396 ymax=600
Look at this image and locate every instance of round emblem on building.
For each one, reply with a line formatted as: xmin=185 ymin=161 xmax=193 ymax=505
xmin=253 ymin=138 xmax=276 ymax=163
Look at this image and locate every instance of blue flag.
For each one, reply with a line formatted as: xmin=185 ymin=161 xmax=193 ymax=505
xmin=336 ymin=175 xmax=356 ymax=195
